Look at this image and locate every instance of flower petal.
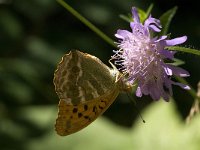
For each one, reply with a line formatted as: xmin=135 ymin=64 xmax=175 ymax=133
xmin=161 ymin=91 xmax=170 ymax=102
xmin=149 ymin=25 xmax=161 ymax=32
xmin=130 ymin=22 xmax=149 ymax=37
xmin=164 ymin=66 xmax=173 ymax=76
xmin=136 ymin=87 xmax=142 ymax=97
xmin=163 ymin=77 xmax=173 ymax=95
xmin=149 ymin=85 xmax=161 ymax=100
xmin=165 ymin=36 xmax=187 ymax=46
xmin=132 ymin=7 xmax=140 ymax=23
xmin=172 ymin=82 xmax=191 ymax=90
xmin=115 ymin=29 xmax=132 ymax=39
xmin=155 ymin=36 xmax=167 ymax=42
xmin=160 ymin=50 xmax=176 ymax=59
xmin=144 ymin=16 xmax=162 ymax=32
xmin=166 ymin=65 xmax=190 ymax=77
xmin=144 ymin=15 xmax=161 ymax=28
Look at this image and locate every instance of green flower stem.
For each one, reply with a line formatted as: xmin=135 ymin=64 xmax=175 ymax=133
xmin=57 ymin=0 xmax=116 ymax=47
xmin=167 ymin=46 xmax=200 ymax=56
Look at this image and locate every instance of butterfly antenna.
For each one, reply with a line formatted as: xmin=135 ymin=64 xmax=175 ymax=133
xmin=109 ymin=58 xmax=145 ymax=123
xmin=126 ymin=93 xmax=146 ymax=123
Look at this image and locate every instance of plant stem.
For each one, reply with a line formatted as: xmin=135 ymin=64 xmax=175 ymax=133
xmin=57 ymin=0 xmax=116 ymax=47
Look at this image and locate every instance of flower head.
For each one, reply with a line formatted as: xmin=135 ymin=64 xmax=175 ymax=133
xmin=112 ymin=7 xmax=190 ymax=101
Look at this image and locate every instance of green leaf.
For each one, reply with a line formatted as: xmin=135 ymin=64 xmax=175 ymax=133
xmin=119 ymin=14 xmax=132 ymax=23
xmin=0 ymin=10 xmax=24 ymax=39
xmin=137 ymin=8 xmax=146 ymax=23
xmin=167 ymin=46 xmax=200 ymax=56
xmin=145 ymin=4 xmax=154 ymax=18
xmin=168 ymin=58 xmax=185 ymax=66
xmin=25 ymin=102 xmax=200 ymax=150
xmin=159 ymin=6 xmax=178 ymax=35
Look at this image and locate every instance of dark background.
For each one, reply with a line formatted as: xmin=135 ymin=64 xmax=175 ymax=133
xmin=0 ymin=0 xmax=200 ymax=149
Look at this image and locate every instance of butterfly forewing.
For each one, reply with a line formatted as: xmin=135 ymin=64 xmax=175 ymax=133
xmin=54 ymin=50 xmax=120 ymax=136
xmin=54 ymin=50 xmax=117 ymax=105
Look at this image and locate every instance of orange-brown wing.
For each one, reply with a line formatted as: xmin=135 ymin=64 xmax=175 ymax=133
xmin=55 ymin=87 xmax=119 ymax=136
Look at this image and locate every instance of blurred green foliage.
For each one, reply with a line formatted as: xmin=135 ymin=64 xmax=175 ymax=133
xmin=0 ymin=0 xmax=200 ymax=150
xmin=4 ymin=101 xmax=200 ymax=150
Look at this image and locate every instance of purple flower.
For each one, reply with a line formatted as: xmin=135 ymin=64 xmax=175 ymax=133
xmin=112 ymin=7 xmax=190 ymax=101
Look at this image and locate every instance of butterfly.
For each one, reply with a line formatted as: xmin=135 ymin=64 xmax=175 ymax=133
xmin=53 ymin=50 xmax=131 ymax=136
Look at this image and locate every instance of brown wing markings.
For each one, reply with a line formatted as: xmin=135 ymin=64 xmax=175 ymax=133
xmin=55 ymin=87 xmax=120 ymax=136
xmin=54 ymin=50 xmax=117 ymax=104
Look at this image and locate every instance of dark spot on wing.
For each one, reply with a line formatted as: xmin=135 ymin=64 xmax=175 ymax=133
xmin=93 ymin=106 xmax=97 ymax=113
xmin=98 ymin=105 xmax=104 ymax=110
xmin=100 ymin=100 xmax=106 ymax=104
xmin=73 ymin=108 xmax=78 ymax=113
xmin=84 ymin=116 xmax=91 ymax=121
xmin=84 ymin=105 xmax=88 ymax=111
xmin=84 ymin=116 xmax=89 ymax=119
xmin=78 ymin=113 xmax=83 ymax=118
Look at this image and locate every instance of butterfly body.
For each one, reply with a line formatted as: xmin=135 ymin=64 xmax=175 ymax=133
xmin=54 ymin=50 xmax=130 ymax=136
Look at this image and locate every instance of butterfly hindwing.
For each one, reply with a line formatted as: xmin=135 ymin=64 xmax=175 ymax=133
xmin=55 ymin=86 xmax=119 ymax=136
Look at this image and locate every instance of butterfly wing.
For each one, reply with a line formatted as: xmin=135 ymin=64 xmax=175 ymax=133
xmin=55 ymin=86 xmax=119 ymax=136
xmin=54 ymin=50 xmax=120 ymax=136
